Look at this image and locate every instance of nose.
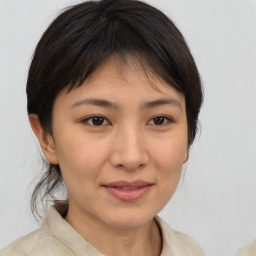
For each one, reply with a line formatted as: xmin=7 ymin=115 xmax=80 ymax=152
xmin=109 ymin=125 xmax=149 ymax=171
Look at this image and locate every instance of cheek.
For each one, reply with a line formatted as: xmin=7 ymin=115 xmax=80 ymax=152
xmin=151 ymin=136 xmax=188 ymax=171
xmin=147 ymin=137 xmax=187 ymax=212
xmin=54 ymin=131 xmax=110 ymax=179
xmin=151 ymin=134 xmax=187 ymax=191
xmin=54 ymin=138 xmax=106 ymax=200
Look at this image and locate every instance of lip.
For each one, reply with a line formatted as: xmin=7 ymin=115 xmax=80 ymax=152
xmin=102 ymin=180 xmax=153 ymax=202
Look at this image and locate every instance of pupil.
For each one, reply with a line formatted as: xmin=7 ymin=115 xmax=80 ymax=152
xmin=92 ymin=117 xmax=104 ymax=125
xmin=154 ymin=117 xmax=164 ymax=125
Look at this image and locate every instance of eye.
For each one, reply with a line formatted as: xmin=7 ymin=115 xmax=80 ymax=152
xmin=147 ymin=116 xmax=172 ymax=126
xmin=82 ymin=116 xmax=109 ymax=126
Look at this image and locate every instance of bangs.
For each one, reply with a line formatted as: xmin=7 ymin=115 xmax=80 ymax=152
xmin=27 ymin=0 xmax=202 ymax=144
xmin=44 ymin=11 xmax=181 ymax=93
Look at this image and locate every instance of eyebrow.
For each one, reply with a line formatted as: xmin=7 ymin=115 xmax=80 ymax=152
xmin=71 ymin=97 xmax=182 ymax=110
xmin=71 ymin=98 xmax=118 ymax=109
xmin=143 ymin=98 xmax=182 ymax=110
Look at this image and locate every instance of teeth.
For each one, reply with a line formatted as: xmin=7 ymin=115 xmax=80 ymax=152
xmin=119 ymin=186 xmax=140 ymax=190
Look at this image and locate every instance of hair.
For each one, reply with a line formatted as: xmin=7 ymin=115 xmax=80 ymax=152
xmin=27 ymin=0 xmax=203 ymax=218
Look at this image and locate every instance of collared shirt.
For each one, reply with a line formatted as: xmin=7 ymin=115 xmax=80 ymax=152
xmin=1 ymin=205 xmax=204 ymax=256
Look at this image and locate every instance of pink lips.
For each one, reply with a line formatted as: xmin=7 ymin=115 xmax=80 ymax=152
xmin=102 ymin=180 xmax=153 ymax=201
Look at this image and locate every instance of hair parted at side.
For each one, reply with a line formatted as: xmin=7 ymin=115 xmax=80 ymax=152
xmin=27 ymin=0 xmax=203 ymax=218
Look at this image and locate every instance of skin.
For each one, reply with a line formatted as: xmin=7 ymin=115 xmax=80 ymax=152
xmin=29 ymin=56 xmax=188 ymax=256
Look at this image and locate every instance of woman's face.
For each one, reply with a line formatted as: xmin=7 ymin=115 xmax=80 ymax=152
xmin=49 ymin=57 xmax=188 ymax=229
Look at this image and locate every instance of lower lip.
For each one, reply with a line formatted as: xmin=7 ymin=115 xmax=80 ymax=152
xmin=103 ymin=185 xmax=152 ymax=201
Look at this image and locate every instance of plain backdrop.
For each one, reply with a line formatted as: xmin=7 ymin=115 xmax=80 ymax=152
xmin=0 ymin=1 xmax=255 ymax=256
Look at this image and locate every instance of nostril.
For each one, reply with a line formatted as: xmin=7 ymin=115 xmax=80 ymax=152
xmin=114 ymin=162 xmax=146 ymax=172
xmin=109 ymin=136 xmax=149 ymax=170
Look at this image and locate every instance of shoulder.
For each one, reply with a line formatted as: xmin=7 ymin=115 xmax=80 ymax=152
xmin=0 ymin=230 xmax=41 ymax=256
xmin=168 ymin=228 xmax=204 ymax=256
xmin=0 ymin=229 xmax=74 ymax=256
xmin=0 ymin=205 xmax=73 ymax=256
xmin=155 ymin=216 xmax=204 ymax=256
xmin=236 ymin=241 xmax=256 ymax=256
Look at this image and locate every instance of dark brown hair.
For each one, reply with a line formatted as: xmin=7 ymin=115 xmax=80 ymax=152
xmin=27 ymin=0 xmax=203 ymax=217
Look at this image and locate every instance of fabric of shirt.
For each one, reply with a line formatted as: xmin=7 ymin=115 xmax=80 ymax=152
xmin=236 ymin=241 xmax=256 ymax=256
xmin=1 ymin=205 xmax=204 ymax=256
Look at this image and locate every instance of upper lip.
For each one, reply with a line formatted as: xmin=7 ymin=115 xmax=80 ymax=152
xmin=103 ymin=180 xmax=153 ymax=188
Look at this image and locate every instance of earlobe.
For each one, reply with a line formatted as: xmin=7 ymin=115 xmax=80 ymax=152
xmin=29 ymin=114 xmax=59 ymax=165
xmin=183 ymin=151 xmax=189 ymax=164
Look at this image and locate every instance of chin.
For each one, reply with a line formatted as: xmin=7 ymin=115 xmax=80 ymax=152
xmin=103 ymin=209 xmax=156 ymax=230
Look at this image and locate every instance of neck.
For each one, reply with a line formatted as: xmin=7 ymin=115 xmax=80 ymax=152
xmin=65 ymin=207 xmax=162 ymax=256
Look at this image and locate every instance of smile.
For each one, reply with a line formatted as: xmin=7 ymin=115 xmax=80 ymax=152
xmin=114 ymin=186 xmax=142 ymax=190
xmin=102 ymin=181 xmax=153 ymax=201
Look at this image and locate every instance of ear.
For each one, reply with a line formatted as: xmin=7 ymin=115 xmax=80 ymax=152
xmin=183 ymin=150 xmax=189 ymax=164
xmin=29 ymin=114 xmax=59 ymax=165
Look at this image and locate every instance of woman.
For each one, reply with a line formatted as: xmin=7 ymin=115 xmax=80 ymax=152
xmin=1 ymin=0 xmax=204 ymax=255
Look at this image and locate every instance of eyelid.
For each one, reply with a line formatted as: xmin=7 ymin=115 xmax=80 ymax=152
xmin=81 ymin=115 xmax=111 ymax=126
xmin=147 ymin=115 xmax=174 ymax=125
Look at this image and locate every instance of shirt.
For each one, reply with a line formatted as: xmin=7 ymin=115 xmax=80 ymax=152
xmin=1 ymin=205 xmax=204 ymax=256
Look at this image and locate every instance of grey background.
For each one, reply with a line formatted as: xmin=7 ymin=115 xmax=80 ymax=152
xmin=0 ymin=1 xmax=255 ymax=256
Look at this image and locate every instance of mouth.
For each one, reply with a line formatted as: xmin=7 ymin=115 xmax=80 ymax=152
xmin=102 ymin=180 xmax=153 ymax=201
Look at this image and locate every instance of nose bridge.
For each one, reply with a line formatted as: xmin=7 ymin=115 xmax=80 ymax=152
xmin=110 ymin=122 xmax=148 ymax=170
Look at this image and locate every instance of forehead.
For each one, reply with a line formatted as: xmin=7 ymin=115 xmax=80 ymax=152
xmin=56 ymin=55 xmax=185 ymax=107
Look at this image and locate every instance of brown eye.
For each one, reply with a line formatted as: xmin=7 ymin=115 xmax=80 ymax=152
xmin=83 ymin=116 xmax=109 ymax=126
xmin=153 ymin=117 xmax=165 ymax=125
xmin=91 ymin=117 xmax=105 ymax=126
xmin=148 ymin=116 xmax=172 ymax=126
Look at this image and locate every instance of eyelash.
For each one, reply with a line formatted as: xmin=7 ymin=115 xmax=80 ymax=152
xmin=147 ymin=116 xmax=173 ymax=126
xmin=81 ymin=115 xmax=110 ymax=126
xmin=81 ymin=115 xmax=173 ymax=127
